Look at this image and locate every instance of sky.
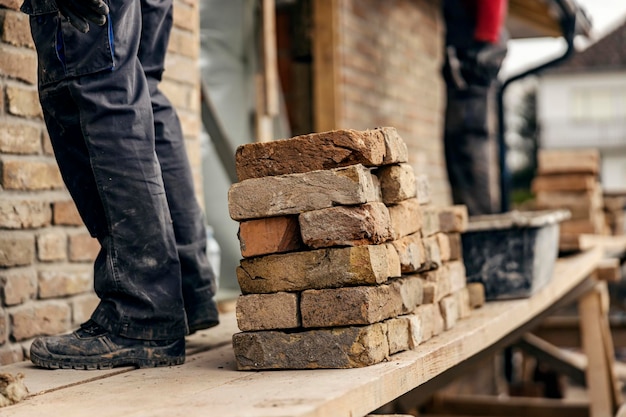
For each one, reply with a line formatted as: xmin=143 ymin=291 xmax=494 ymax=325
xmin=502 ymin=0 xmax=626 ymax=76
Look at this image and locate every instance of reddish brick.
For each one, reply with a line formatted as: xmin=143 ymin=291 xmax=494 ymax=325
xmin=238 ymin=216 xmax=303 ymax=258
xmin=235 ymin=292 xmax=299 ymax=331
xmin=53 ymin=200 xmax=83 ymax=226
xmin=68 ymin=231 xmax=100 ymax=262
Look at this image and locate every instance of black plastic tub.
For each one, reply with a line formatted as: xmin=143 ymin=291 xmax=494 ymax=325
xmin=462 ymin=210 xmax=570 ymax=301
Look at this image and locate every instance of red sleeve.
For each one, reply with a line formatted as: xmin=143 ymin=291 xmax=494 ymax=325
xmin=474 ymin=0 xmax=508 ymax=43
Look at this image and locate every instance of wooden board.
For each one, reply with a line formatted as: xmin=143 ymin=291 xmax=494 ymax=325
xmin=1 ymin=248 xmax=603 ymax=417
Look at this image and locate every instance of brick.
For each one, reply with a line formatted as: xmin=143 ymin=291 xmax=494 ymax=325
xmin=36 ymin=230 xmax=67 ymax=262
xmin=387 ymin=198 xmax=422 ymax=239
xmin=456 ymin=288 xmax=471 ymax=319
xmin=301 ymin=284 xmax=402 ymax=327
xmin=436 ymin=233 xmax=451 ymax=262
xmin=535 ymin=189 xmax=602 ymax=212
xmin=0 ymin=44 xmax=37 ymax=85
xmin=163 ymin=54 xmax=198 ymax=86
xmin=376 ymin=163 xmax=417 ymax=204
xmin=422 ymin=235 xmax=442 ymax=271
xmin=1 ymin=158 xmax=64 ymax=190
xmin=537 ymin=149 xmax=599 ymax=175
xmin=0 ymin=121 xmax=41 ymax=154
xmin=237 ymin=216 xmax=301 ymax=258
xmin=439 ymin=295 xmax=458 ymax=330
xmin=445 ymin=260 xmax=467 ymax=293
xmin=234 ymin=129 xmax=387 ymax=181
xmin=236 ymin=244 xmax=392 ymax=294
xmin=531 ymin=173 xmax=597 ymax=193
xmin=0 ymin=310 xmax=7 ymax=345
xmin=232 ymin=322 xmax=389 ymax=369
xmin=414 ymin=304 xmax=436 ymax=342
xmin=68 ymin=231 xmax=100 ymax=262
xmin=172 ymin=2 xmax=196 ymax=32
xmin=391 ymin=232 xmax=425 ymax=273
xmin=167 ymin=27 xmax=197 ymax=58
xmin=421 ymin=269 xmax=451 ymax=303
xmin=385 ymin=242 xmax=402 ymax=278
xmin=0 ymin=268 xmax=36 ymax=306
xmin=236 ymin=292 xmax=300 ymax=331
xmin=0 ymin=0 xmax=21 ymax=11
xmin=0 ymin=197 xmax=51 ymax=229
xmin=42 ymin=129 xmax=53 ymax=155
xmin=10 ymin=301 xmax=72 ymax=341
xmin=448 ymin=232 xmax=462 ymax=260
xmin=386 ymin=316 xmax=410 ymax=354
xmin=467 ymin=282 xmax=485 ymax=309
xmin=6 ymin=84 xmax=42 ymax=118
xmin=438 ymin=205 xmax=469 ymax=233
xmin=299 ymin=202 xmax=393 ymax=248
xmin=1 ymin=10 xmax=34 ymax=48
xmin=38 ymin=266 xmax=92 ymax=298
xmin=378 ymin=127 xmax=409 ymax=164
xmin=228 ymin=164 xmax=381 ymax=221
xmin=421 ymin=206 xmax=440 ymax=237
xmin=53 ymin=200 xmax=83 ymax=226
xmin=415 ymin=174 xmax=431 ymax=205
xmin=0 ymin=232 xmax=34 ymax=267
xmin=0 ymin=344 xmax=24 ymax=366
xmin=71 ymin=293 xmax=99 ymax=324
xmin=432 ymin=303 xmax=445 ymax=336
xmin=406 ymin=313 xmax=424 ymax=348
xmin=390 ymin=275 xmax=423 ymax=314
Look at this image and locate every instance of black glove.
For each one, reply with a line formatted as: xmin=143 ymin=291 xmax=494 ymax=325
xmin=56 ymin=0 xmax=110 ymax=33
xmin=459 ymin=41 xmax=508 ymax=87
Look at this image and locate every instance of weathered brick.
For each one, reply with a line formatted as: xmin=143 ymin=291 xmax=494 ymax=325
xmin=415 ymin=174 xmax=431 ymax=205
xmin=390 ymin=275 xmax=423 ymax=314
xmin=1 ymin=158 xmax=64 ymax=190
xmin=438 ymin=205 xmax=469 ymax=233
xmin=42 ymin=129 xmax=54 ymax=155
xmin=172 ymin=1 xmax=196 ymax=32
xmin=0 ymin=121 xmax=41 ymax=154
xmin=71 ymin=293 xmax=99 ymax=324
xmin=439 ymin=294 xmax=458 ymax=330
xmin=1 ymin=9 xmax=34 ymax=48
xmin=0 ymin=44 xmax=37 ymax=85
xmin=160 ymin=79 xmax=195 ymax=111
xmin=301 ymin=284 xmax=402 ymax=328
xmin=421 ymin=206 xmax=441 ymax=237
xmin=467 ymin=282 xmax=485 ymax=309
xmin=378 ymin=127 xmax=409 ymax=165
xmin=163 ymin=54 xmax=198 ymax=86
xmin=0 ymin=268 xmax=36 ymax=306
xmin=433 ymin=303 xmax=445 ymax=336
xmin=68 ymin=231 xmax=100 ymax=262
xmin=385 ymin=242 xmax=402 ymax=278
xmin=10 ymin=301 xmax=72 ymax=341
xmin=53 ymin=200 xmax=83 ymax=226
xmin=167 ymin=27 xmax=197 ymax=58
xmin=445 ymin=260 xmax=467 ymax=294
xmin=422 ymin=235 xmax=442 ymax=271
xmin=376 ymin=163 xmax=416 ymax=204
xmin=456 ymin=287 xmax=471 ymax=319
xmin=387 ymin=198 xmax=422 ymax=239
xmin=421 ymin=268 xmax=451 ymax=304
xmin=6 ymin=84 xmax=42 ymax=118
xmin=0 ymin=310 xmax=7 ymax=345
xmin=391 ymin=232 xmax=425 ymax=273
xmin=234 ymin=129 xmax=387 ymax=181
xmin=406 ymin=313 xmax=424 ymax=348
xmin=414 ymin=304 xmax=436 ymax=342
xmin=236 ymin=244 xmax=393 ymax=294
xmin=233 ymin=322 xmax=389 ymax=369
xmin=0 ymin=0 xmax=21 ymax=11
xmin=0 ymin=197 xmax=51 ymax=229
xmin=436 ymin=232 xmax=451 ymax=262
xmin=0 ymin=344 xmax=24 ymax=366
xmin=0 ymin=232 xmax=34 ymax=267
xmin=236 ymin=292 xmax=300 ymax=331
xmin=448 ymin=232 xmax=462 ymax=260
xmin=386 ymin=316 xmax=410 ymax=354
xmin=36 ymin=230 xmax=67 ymax=262
xmin=299 ymin=202 xmax=393 ymax=248
xmin=238 ymin=216 xmax=302 ymax=258
xmin=38 ymin=266 xmax=92 ymax=298
xmin=228 ymin=164 xmax=381 ymax=221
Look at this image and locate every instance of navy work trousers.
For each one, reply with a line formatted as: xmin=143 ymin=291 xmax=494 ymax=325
xmin=23 ymin=0 xmax=218 ymax=340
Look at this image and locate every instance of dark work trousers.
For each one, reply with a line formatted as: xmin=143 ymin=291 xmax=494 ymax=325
xmin=444 ymin=82 xmax=499 ymax=216
xmin=23 ymin=0 xmax=217 ymax=340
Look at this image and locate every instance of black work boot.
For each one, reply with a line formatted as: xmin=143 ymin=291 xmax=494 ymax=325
xmin=30 ymin=320 xmax=185 ymax=370
xmin=186 ymin=301 xmax=220 ymax=335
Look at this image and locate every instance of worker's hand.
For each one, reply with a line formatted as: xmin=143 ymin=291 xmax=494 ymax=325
xmin=56 ymin=0 xmax=109 ymax=33
xmin=460 ymin=41 xmax=508 ymax=87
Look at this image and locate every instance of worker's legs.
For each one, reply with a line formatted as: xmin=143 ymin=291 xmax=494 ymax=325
xmin=444 ymin=84 xmax=499 ymax=216
xmin=27 ymin=0 xmax=186 ymax=368
xmin=139 ymin=0 xmax=219 ymax=332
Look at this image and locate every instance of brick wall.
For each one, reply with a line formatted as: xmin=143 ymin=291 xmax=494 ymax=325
xmin=0 ymin=0 xmax=202 ymax=365
xmin=335 ymin=0 xmax=451 ymax=205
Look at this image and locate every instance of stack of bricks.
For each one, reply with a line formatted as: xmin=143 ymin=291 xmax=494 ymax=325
xmin=603 ymin=193 xmax=626 ymax=236
xmin=532 ymin=149 xmax=608 ymax=251
xmin=227 ymin=127 xmax=482 ymax=370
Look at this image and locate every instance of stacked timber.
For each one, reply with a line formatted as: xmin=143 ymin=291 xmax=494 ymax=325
xmin=603 ymin=192 xmax=626 ymax=235
xmin=227 ymin=127 xmax=484 ymax=370
xmin=532 ymin=149 xmax=608 ymax=251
